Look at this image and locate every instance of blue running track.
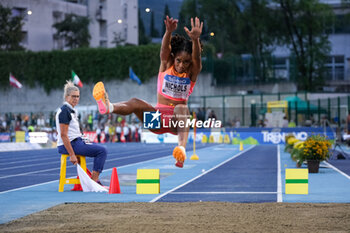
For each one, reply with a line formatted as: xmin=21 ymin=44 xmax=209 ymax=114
xmin=1 ymin=143 xmax=350 ymax=224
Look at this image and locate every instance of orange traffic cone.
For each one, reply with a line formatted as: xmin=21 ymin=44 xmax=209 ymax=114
xmin=120 ymin=131 xmax=126 ymax=143
xmin=109 ymin=167 xmax=121 ymax=194
xmin=71 ymin=168 xmax=92 ymax=191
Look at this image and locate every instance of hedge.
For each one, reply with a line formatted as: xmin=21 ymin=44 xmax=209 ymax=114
xmin=0 ymin=43 xmax=215 ymax=93
xmin=0 ymin=44 xmax=161 ymax=93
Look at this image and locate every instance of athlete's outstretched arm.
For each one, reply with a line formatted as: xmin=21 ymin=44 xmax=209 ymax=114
xmin=160 ymin=15 xmax=178 ymax=72
xmin=184 ymin=17 xmax=203 ymax=82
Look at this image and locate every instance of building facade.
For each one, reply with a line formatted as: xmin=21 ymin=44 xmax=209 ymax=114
xmin=272 ymin=0 xmax=350 ymax=92
xmin=0 ymin=0 xmax=138 ymax=51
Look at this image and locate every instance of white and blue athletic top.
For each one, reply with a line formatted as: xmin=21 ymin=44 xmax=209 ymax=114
xmin=55 ymin=102 xmax=82 ymax=146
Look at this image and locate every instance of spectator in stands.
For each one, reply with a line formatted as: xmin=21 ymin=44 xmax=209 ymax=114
xmin=235 ymin=119 xmax=241 ymax=128
xmin=208 ymin=110 xmax=217 ymax=120
xmin=130 ymin=123 xmax=136 ymax=142
xmin=115 ymin=123 xmax=122 ymax=142
xmin=288 ymin=119 xmax=296 ymax=128
xmin=346 ymin=110 xmax=350 ymax=134
xmin=123 ymin=123 xmax=130 ymax=142
xmin=55 ymin=81 xmax=107 ymax=184
xmin=104 ymin=123 xmax=109 ymax=143
xmin=320 ymin=116 xmax=329 ymax=127
xmin=282 ymin=116 xmax=289 ymax=128
xmin=88 ymin=114 xmax=93 ymax=131
xmin=196 ymin=108 xmax=205 ymax=122
xmin=96 ymin=125 xmax=102 ymax=143
xmin=109 ymin=122 xmax=116 ymax=142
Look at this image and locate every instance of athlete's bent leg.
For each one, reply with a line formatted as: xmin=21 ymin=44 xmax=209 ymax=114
xmin=172 ymin=104 xmax=190 ymax=167
xmin=93 ymin=82 xmax=155 ymax=120
xmin=112 ymin=98 xmax=155 ymax=121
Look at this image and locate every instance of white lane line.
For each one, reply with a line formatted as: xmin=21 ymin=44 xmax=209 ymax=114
xmin=150 ymin=145 xmax=256 ymax=203
xmin=323 ymin=161 xmax=350 ymax=180
xmin=0 ymin=147 xmax=174 ymax=171
xmin=277 ymin=144 xmax=283 ymax=202
xmin=213 ymin=148 xmax=237 ymax=151
xmin=0 ymin=150 xmax=171 ymax=179
xmin=0 ymin=153 xmax=173 ymax=194
xmin=0 ymin=147 xmax=168 ymax=164
xmin=2 ymin=157 xmax=57 ymax=165
xmin=1 ymin=161 xmax=61 ymax=171
xmin=0 ymin=180 xmax=59 ymax=194
xmin=170 ymin=191 xmax=277 ymax=195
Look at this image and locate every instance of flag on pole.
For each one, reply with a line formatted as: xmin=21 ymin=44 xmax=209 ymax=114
xmin=9 ymin=73 xmax=23 ymax=88
xmin=71 ymin=70 xmax=83 ymax=87
xmin=129 ymin=67 xmax=142 ymax=85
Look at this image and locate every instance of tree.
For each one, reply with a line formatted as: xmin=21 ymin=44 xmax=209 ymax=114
xmin=53 ymin=14 xmax=91 ymax=49
xmin=176 ymin=0 xmax=199 ymax=37
xmin=237 ymin=0 xmax=279 ymax=82
xmin=150 ymin=11 xmax=159 ymax=37
xmin=0 ymin=5 xmax=24 ymax=51
xmin=138 ymin=9 xmax=150 ymax=45
xmin=178 ymin=0 xmax=335 ymax=89
xmin=162 ymin=4 xmax=171 ymax=35
xmin=179 ymin=0 xmax=242 ymax=54
xmin=277 ymin=0 xmax=334 ymax=91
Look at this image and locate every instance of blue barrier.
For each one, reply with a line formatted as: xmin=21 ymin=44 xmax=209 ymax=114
xmin=0 ymin=133 xmax=11 ymax=142
xmin=194 ymin=127 xmax=334 ymax=145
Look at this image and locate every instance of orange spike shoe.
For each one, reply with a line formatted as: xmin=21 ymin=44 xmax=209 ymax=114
xmin=173 ymin=146 xmax=186 ymax=168
xmin=93 ymin=82 xmax=110 ymax=114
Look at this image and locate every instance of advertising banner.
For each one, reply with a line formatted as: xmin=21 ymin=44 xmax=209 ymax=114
xmin=0 ymin=133 xmax=11 ymax=142
xmin=141 ymin=127 xmax=335 ymax=145
xmin=195 ymin=127 xmax=335 ymax=145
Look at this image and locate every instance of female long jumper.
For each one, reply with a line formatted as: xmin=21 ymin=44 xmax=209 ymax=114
xmin=93 ymin=16 xmax=203 ymax=168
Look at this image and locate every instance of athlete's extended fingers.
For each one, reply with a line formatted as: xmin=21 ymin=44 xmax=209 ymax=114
xmin=200 ymin=21 xmax=203 ymax=31
xmin=191 ymin=17 xmax=194 ymax=30
xmin=195 ymin=17 xmax=199 ymax=27
xmin=184 ymin=26 xmax=190 ymax=36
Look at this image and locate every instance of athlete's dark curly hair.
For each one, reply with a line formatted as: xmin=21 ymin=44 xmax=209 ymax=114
xmin=170 ymin=34 xmax=203 ymax=56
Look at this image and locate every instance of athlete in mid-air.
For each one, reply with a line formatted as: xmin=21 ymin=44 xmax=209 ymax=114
xmin=93 ymin=16 xmax=203 ymax=167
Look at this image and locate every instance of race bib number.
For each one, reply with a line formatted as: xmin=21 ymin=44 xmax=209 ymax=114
xmin=161 ymin=74 xmax=191 ymax=99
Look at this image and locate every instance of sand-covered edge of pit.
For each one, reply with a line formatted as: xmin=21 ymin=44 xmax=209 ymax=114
xmin=1 ymin=202 xmax=350 ymax=233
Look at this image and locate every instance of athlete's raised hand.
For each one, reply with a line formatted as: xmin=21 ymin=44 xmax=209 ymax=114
xmin=184 ymin=17 xmax=203 ymax=40
xmin=164 ymin=15 xmax=178 ymax=33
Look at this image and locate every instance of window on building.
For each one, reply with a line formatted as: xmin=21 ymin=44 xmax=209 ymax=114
xmin=123 ymin=3 xmax=128 ymax=19
xmin=99 ymin=0 xmax=107 ymax=9
xmin=53 ymin=11 xmax=63 ymax=24
xmin=53 ymin=34 xmax=64 ymax=50
xmin=20 ymin=31 xmax=28 ymax=45
xmin=65 ymin=0 xmax=87 ymax=4
xmin=325 ymin=55 xmax=345 ymax=81
xmin=334 ymin=15 xmax=350 ymax=34
xmin=124 ymin=24 xmax=128 ymax=41
xmin=334 ymin=55 xmax=344 ymax=64
xmin=273 ymin=57 xmax=289 ymax=79
xmin=100 ymin=40 xmax=107 ymax=48
xmin=334 ymin=66 xmax=345 ymax=80
xmin=99 ymin=20 xmax=107 ymax=38
xmin=11 ymin=8 xmax=27 ymax=21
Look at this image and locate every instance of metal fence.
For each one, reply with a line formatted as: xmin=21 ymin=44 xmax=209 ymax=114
xmin=189 ymin=92 xmax=350 ymax=128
